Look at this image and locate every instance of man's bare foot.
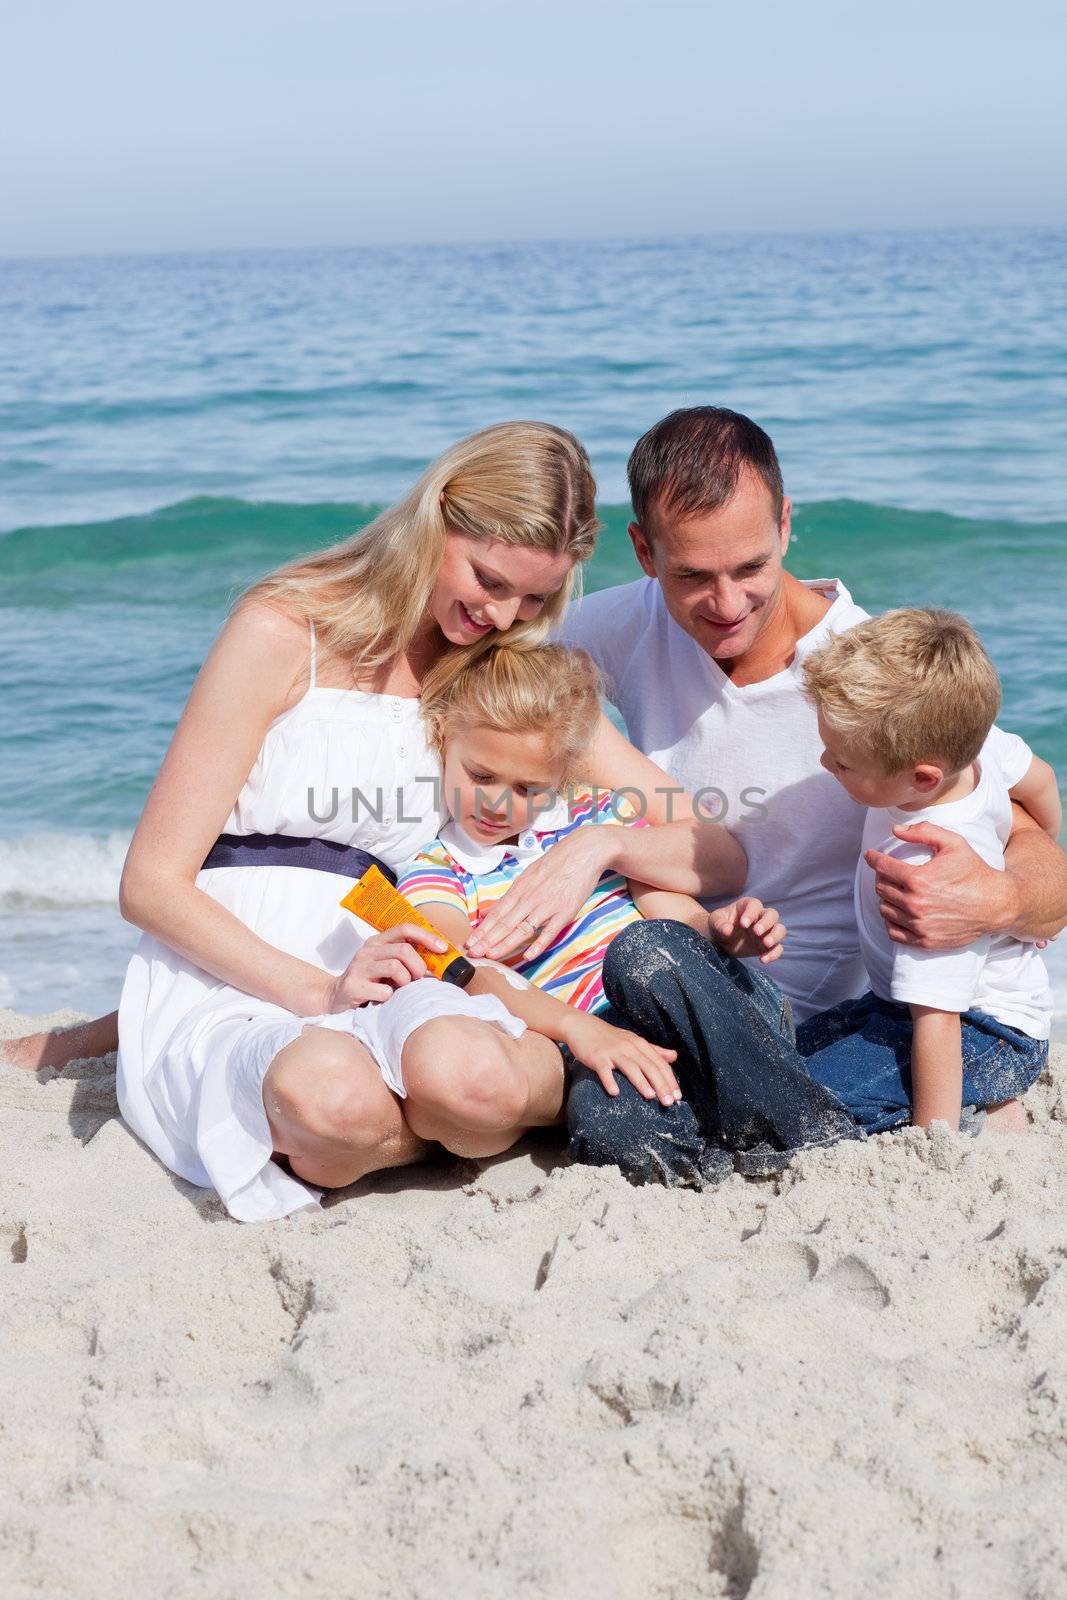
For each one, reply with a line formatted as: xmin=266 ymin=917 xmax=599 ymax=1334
xmin=984 ymin=1098 xmax=1028 ymax=1135
xmin=1 ymin=1011 xmax=120 ymax=1073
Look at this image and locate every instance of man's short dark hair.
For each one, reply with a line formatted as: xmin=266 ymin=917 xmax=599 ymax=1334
xmin=627 ymin=407 xmax=784 ymax=532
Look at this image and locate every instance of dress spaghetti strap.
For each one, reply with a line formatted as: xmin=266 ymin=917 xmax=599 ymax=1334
xmin=308 ymin=620 xmax=318 ymax=689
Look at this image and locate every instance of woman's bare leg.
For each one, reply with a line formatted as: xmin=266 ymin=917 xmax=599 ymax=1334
xmin=264 ymin=1025 xmax=430 ymax=1188
xmin=401 ymin=1016 xmax=566 ymax=1159
xmin=2 ymin=1011 xmax=120 ymax=1073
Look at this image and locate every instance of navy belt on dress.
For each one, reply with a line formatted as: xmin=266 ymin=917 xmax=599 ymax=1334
xmin=200 ymin=832 xmax=396 ymax=883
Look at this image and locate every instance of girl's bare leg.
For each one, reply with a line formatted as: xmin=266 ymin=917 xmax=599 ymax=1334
xmin=2 ymin=1011 xmax=120 ymax=1073
xmin=264 ymin=1025 xmax=430 ymax=1188
xmin=401 ymin=1016 xmax=566 ymax=1159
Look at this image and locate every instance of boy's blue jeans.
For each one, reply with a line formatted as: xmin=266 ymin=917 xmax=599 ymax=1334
xmin=794 ymin=988 xmax=1047 ymax=1134
xmin=567 ymin=920 xmax=1046 ymax=1186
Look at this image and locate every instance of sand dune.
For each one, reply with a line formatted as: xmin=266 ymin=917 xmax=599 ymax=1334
xmin=2 ymin=1007 xmax=1066 ymax=1599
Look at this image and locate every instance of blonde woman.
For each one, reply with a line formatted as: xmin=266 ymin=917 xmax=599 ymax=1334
xmin=16 ymin=423 xmax=721 ymax=1219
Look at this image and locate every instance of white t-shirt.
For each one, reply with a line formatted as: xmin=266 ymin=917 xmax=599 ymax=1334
xmin=858 ymin=736 xmax=1052 ymax=1040
xmin=561 ymin=575 xmax=1034 ymax=1025
xmin=561 ymin=575 xmax=872 ymax=1019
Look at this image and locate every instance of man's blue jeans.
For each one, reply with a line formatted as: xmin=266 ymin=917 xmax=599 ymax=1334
xmin=567 ymin=919 xmax=859 ymax=1186
xmin=567 ymin=919 xmax=1047 ymax=1186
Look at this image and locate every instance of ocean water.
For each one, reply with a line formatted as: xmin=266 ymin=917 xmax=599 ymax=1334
xmin=1 ymin=230 xmax=1065 ymax=1024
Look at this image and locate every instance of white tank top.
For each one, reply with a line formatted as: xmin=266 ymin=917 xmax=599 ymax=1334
xmin=222 ymin=622 xmax=445 ymax=870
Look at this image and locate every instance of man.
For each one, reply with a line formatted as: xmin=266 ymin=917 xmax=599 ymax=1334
xmin=556 ymin=405 xmax=1066 ymax=1025
xmin=536 ymin=406 xmax=1065 ymax=1178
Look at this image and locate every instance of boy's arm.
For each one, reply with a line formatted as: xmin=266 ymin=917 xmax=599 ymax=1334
xmin=908 ymin=1005 xmax=964 ymax=1130
xmin=412 ymin=899 xmax=681 ymax=1106
xmin=1009 ymin=756 xmax=1062 ymax=839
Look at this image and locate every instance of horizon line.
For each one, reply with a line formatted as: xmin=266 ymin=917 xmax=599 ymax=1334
xmin=3 ymin=218 xmax=1066 ymax=269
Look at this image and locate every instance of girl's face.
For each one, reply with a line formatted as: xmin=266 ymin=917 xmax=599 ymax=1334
xmin=429 ymin=533 xmax=574 ymax=646
xmin=441 ymin=724 xmax=566 ymax=843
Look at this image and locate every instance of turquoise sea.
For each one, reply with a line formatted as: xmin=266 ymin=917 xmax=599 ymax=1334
xmin=1 ymin=230 xmax=1065 ymax=1022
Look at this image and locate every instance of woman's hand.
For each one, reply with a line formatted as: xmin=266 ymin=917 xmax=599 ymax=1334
xmin=563 ymin=1012 xmax=681 ymax=1107
xmin=706 ymin=897 xmax=786 ymax=964
xmin=465 ymin=826 xmax=617 ymax=961
xmin=321 ymin=925 xmax=448 ymax=1012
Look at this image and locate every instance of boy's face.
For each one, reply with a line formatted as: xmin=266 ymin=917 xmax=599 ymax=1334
xmin=441 ymin=725 xmax=565 ymax=843
xmin=817 ymin=714 xmax=945 ymax=808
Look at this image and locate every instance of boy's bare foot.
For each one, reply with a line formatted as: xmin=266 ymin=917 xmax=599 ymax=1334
xmin=1 ymin=1012 xmax=120 ymax=1073
xmin=983 ymin=1098 xmax=1028 ymax=1135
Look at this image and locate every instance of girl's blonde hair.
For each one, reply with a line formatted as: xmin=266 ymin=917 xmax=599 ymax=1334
xmin=245 ymin=422 xmax=599 ymax=673
xmin=421 ymin=643 xmax=603 ymax=783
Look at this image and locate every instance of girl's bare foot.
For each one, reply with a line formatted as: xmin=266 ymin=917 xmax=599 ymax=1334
xmin=1 ymin=1011 xmax=120 ymax=1073
xmin=984 ymin=1098 xmax=1028 ymax=1135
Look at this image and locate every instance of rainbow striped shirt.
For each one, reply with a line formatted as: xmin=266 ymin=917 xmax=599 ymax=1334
xmin=395 ymin=788 xmax=648 ymax=1014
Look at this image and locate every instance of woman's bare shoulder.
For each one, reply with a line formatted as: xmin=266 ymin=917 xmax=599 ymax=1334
xmin=227 ymin=598 xmax=310 ymax=649
xmin=200 ymin=601 xmax=313 ymax=710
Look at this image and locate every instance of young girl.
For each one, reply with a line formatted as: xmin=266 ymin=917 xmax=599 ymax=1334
xmin=390 ymin=642 xmax=789 ymax=1160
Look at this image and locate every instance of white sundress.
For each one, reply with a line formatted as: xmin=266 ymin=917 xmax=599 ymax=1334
xmin=116 ymin=626 xmax=525 ymax=1223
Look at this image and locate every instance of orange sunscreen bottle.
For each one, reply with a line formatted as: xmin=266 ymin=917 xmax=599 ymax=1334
xmin=339 ymin=866 xmax=475 ymax=988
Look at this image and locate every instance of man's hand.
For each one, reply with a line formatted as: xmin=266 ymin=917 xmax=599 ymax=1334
xmin=563 ymin=1012 xmax=681 ymax=1106
xmin=706 ymin=897 xmax=787 ymax=964
xmin=866 ymin=823 xmax=1014 ymax=950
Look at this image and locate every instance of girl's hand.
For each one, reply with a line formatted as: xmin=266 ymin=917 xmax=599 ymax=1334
xmin=322 ymin=925 xmax=448 ymax=1011
xmin=706 ymin=897 xmax=786 ymax=964
xmin=466 ymin=825 xmax=616 ymax=962
xmin=564 ymin=1013 xmax=681 ymax=1107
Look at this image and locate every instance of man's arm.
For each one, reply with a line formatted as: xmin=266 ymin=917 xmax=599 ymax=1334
xmin=868 ymin=803 xmax=1067 ymax=950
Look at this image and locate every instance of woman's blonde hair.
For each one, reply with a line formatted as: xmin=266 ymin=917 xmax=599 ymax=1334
xmin=421 ymin=643 xmax=603 ymax=783
xmin=802 ymin=607 xmax=1002 ymax=774
xmin=245 ymin=422 xmax=599 ymax=673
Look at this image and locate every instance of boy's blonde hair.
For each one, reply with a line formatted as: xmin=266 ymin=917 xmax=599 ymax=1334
xmin=421 ymin=643 xmax=602 ymax=782
xmin=802 ymin=607 xmax=1001 ymax=775
xmin=245 ymin=422 xmax=599 ymax=673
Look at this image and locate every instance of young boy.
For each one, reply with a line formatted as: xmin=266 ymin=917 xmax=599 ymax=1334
xmin=800 ymin=607 xmax=1059 ymax=1132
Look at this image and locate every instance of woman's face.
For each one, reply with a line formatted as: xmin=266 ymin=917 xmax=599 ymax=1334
xmin=429 ymin=533 xmax=575 ymax=646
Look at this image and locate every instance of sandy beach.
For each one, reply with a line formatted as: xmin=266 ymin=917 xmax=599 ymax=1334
xmin=2 ymin=1008 xmax=1065 ymax=1598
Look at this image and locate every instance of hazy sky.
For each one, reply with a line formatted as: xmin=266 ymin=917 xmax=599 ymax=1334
xmin=2 ymin=0 xmax=1063 ymax=256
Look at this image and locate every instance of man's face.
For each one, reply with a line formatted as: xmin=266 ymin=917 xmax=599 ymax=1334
xmin=629 ymin=468 xmax=791 ymax=663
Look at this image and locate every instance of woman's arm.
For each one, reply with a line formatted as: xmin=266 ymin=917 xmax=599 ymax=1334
xmin=119 ymin=603 xmax=441 ymax=1017
xmin=467 ymin=816 xmax=746 ymax=961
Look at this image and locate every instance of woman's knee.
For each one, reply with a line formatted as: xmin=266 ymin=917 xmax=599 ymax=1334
xmin=266 ymin=1028 xmax=398 ymax=1151
xmin=403 ymin=1018 xmax=528 ymax=1132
